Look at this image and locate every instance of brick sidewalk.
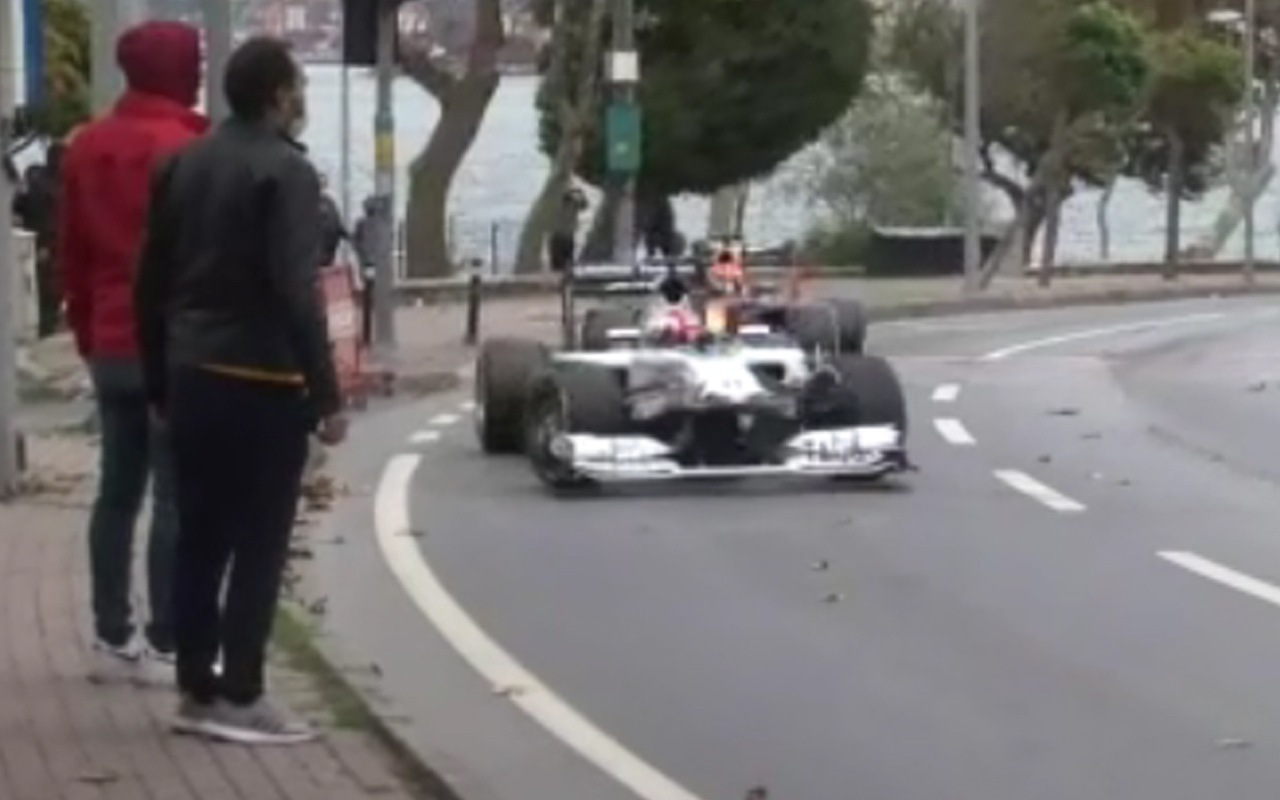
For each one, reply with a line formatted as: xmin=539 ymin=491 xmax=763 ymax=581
xmin=0 ymin=437 xmax=421 ymax=800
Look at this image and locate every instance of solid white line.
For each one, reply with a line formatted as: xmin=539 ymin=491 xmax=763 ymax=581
xmin=981 ymin=312 xmax=1225 ymax=360
xmin=993 ymin=469 xmax=1086 ymax=512
xmin=408 ymin=430 xmax=441 ymax=445
xmin=374 ymin=456 xmax=704 ymax=800
xmin=931 ymin=384 xmax=960 ymax=403
xmin=1159 ymin=551 xmax=1280 ymax=609
xmin=429 ymin=413 xmax=460 ymax=426
xmin=933 ymin=418 xmax=976 ymax=445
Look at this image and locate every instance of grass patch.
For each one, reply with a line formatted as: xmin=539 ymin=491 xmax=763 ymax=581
xmin=271 ymin=604 xmax=464 ymax=800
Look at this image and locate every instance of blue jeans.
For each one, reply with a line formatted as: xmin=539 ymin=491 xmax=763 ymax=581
xmin=87 ymin=358 xmax=178 ymax=652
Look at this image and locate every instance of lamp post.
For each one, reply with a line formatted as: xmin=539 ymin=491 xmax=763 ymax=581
xmin=1243 ymin=0 xmax=1257 ymax=283
xmin=0 ymin=0 xmax=20 ymax=495
xmin=962 ymin=0 xmax=981 ymax=295
xmin=608 ymin=0 xmax=639 ymax=264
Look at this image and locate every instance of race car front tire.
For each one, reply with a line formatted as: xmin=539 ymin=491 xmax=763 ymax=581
xmin=802 ymin=354 xmax=908 ymax=435
xmin=525 ymin=365 xmax=629 ymax=489
xmin=475 ymin=338 xmax=550 ymax=454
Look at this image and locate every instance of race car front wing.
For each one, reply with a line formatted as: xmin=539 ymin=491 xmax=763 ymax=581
xmin=547 ymin=425 xmax=907 ymax=481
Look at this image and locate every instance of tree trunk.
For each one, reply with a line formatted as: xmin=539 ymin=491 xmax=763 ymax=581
xmin=1038 ymin=181 xmax=1064 ymax=288
xmin=580 ymin=184 xmax=622 ymax=261
xmin=1097 ymin=177 xmax=1116 ymax=261
xmin=405 ymin=84 xmax=499 ymax=277
xmin=1163 ymin=131 xmax=1185 ymax=280
xmin=512 ymin=0 xmax=609 ymax=274
xmin=401 ymin=0 xmax=504 ymax=278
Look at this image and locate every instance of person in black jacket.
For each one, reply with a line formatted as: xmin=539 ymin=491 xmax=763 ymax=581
xmin=134 ymin=36 xmax=346 ymax=746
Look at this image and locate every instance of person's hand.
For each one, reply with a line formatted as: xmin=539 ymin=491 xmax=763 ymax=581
xmin=316 ymin=413 xmax=349 ymax=446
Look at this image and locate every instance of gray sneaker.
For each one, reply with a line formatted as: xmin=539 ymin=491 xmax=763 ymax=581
xmin=171 ymin=695 xmax=215 ymax=736
xmin=199 ymin=697 xmax=319 ymax=746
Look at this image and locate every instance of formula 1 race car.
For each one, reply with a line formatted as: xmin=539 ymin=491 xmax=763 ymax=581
xmin=471 ymin=257 xmax=909 ymax=491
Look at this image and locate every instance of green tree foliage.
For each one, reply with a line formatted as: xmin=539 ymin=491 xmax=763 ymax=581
xmin=787 ymin=76 xmax=972 ymax=265
xmin=31 ymin=0 xmax=91 ymax=140
xmin=536 ymin=0 xmax=874 ymax=199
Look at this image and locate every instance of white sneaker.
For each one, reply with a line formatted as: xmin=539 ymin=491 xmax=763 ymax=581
xmin=89 ymin=639 xmax=142 ymax=684
xmin=135 ymin=647 xmax=177 ymax=688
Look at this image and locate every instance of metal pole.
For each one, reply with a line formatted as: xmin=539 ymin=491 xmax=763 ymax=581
xmin=1243 ymin=0 xmax=1257 ymax=283
xmin=91 ymin=0 xmax=121 ymax=114
xmin=0 ymin=0 xmax=22 ymax=494
xmin=962 ymin=0 xmax=981 ymax=295
xmin=611 ymin=0 xmax=636 ymax=264
xmin=371 ymin=0 xmax=397 ymax=353
xmin=203 ymin=0 xmax=231 ymax=122
xmin=340 ymin=63 xmax=352 ymax=224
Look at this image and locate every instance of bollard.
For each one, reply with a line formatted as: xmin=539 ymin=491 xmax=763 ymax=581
xmin=463 ymin=258 xmax=482 ymax=345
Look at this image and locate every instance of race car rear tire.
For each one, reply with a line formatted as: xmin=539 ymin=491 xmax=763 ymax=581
xmin=525 ymin=365 xmax=629 ymax=489
xmin=581 ymin=308 xmax=639 ymax=351
xmin=787 ymin=299 xmax=867 ymax=355
xmin=475 ymin=338 xmax=550 ymax=454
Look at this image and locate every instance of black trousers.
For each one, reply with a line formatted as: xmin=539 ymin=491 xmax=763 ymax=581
xmin=548 ymin=233 xmax=575 ymax=272
xmin=168 ymin=367 xmax=310 ymax=705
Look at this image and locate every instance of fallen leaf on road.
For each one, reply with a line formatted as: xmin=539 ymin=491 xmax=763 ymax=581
xmin=1038 ymin=455 xmax=1052 ymax=464
xmin=1048 ymin=407 xmax=1080 ymax=417
xmin=811 ymin=560 xmax=830 ymax=571
xmin=823 ymin=592 xmax=845 ymax=604
xmin=399 ymin=528 xmax=427 ymax=539
xmin=1216 ymin=738 xmax=1252 ymax=750
xmin=307 ymin=597 xmax=328 ymax=616
xmin=370 ymin=662 xmax=383 ymax=677
xmin=493 ymin=684 xmax=527 ymax=698
xmin=1081 ymin=432 xmax=1102 ymax=440
xmin=745 ymin=787 xmax=769 ymax=800
xmin=1248 ymin=382 xmax=1267 ymax=393
xmin=1118 ymin=478 xmax=1132 ymax=487
xmin=287 ymin=546 xmax=314 ymax=560
xmin=77 ymin=770 xmax=120 ymax=785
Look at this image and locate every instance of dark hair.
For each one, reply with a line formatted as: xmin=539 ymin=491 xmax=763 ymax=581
xmin=223 ymin=36 xmax=299 ymax=121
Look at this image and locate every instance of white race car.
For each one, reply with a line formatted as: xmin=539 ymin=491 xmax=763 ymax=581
xmin=472 ymin=265 xmax=909 ymax=491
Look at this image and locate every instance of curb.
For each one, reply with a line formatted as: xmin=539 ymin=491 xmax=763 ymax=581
xmin=273 ymin=605 xmax=465 ymax=800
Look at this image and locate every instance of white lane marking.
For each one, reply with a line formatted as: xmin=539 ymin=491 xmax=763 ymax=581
xmin=374 ymin=456 xmax=704 ymax=800
xmin=933 ymin=418 xmax=976 ymax=445
xmin=1159 ymin=551 xmax=1280 ymax=609
xmin=981 ymin=312 xmax=1226 ymax=360
xmin=931 ymin=384 xmax=960 ymax=403
xmin=429 ymin=413 xmax=460 ymax=426
xmin=408 ymin=430 xmax=441 ymax=445
xmin=993 ymin=469 xmax=1086 ymax=512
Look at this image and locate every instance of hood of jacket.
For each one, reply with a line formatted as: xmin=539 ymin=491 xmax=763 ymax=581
xmin=116 ymin=21 xmax=201 ymax=108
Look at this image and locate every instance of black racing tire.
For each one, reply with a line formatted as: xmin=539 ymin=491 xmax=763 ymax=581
xmin=802 ymin=354 xmax=908 ymax=434
xmin=786 ymin=299 xmax=867 ymax=355
xmin=525 ymin=365 xmax=629 ymax=490
xmin=474 ymin=338 xmax=550 ymax=454
xmin=581 ymin=307 xmax=639 ymax=351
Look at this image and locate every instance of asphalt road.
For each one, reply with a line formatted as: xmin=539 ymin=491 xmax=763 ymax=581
xmin=316 ymin=295 xmax=1280 ymax=800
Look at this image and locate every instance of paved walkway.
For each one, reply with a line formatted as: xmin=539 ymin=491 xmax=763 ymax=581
xmin=0 ymin=437 xmax=421 ymax=800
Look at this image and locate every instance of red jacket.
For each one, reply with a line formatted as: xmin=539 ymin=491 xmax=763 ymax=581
xmin=57 ymin=21 xmax=208 ymax=358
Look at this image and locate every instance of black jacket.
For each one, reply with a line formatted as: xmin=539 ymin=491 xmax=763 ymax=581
xmin=135 ymin=118 xmax=340 ymax=419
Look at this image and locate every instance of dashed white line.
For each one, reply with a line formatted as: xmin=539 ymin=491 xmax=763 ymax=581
xmin=429 ymin=413 xmax=461 ymax=426
xmin=931 ymin=384 xmax=960 ymax=403
xmin=1159 ymin=551 xmax=1280 ymax=609
xmin=375 ymin=455 xmax=704 ymax=800
xmin=981 ymin=312 xmax=1226 ymax=361
xmin=993 ymin=469 xmax=1086 ymax=512
xmin=933 ymin=418 xmax=976 ymax=445
xmin=408 ymin=430 xmax=441 ymax=445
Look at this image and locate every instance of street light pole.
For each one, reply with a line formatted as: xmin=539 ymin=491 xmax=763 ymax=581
xmin=370 ymin=0 xmax=398 ymax=354
xmin=203 ymin=0 xmax=232 ymax=122
xmin=610 ymin=0 xmax=638 ymax=264
xmin=962 ymin=0 xmax=982 ymax=296
xmin=90 ymin=0 xmax=120 ymax=113
xmin=0 ymin=0 xmax=22 ymax=495
xmin=1243 ymin=0 xmax=1257 ymax=283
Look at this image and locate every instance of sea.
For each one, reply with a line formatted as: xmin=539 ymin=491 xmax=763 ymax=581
xmin=15 ymin=59 xmax=1280 ymax=269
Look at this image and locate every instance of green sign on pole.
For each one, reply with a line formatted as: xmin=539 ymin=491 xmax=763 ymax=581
xmin=606 ymin=101 xmax=642 ymax=175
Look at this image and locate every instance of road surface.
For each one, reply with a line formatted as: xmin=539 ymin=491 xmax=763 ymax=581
xmin=316 ymin=295 xmax=1280 ymax=800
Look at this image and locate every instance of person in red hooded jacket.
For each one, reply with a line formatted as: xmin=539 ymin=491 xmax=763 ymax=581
xmin=56 ymin=20 xmax=209 ymax=687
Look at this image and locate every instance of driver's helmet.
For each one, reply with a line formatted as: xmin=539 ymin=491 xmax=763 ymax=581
xmin=644 ymin=301 xmax=702 ymax=344
xmin=709 ymin=245 xmax=746 ymax=295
